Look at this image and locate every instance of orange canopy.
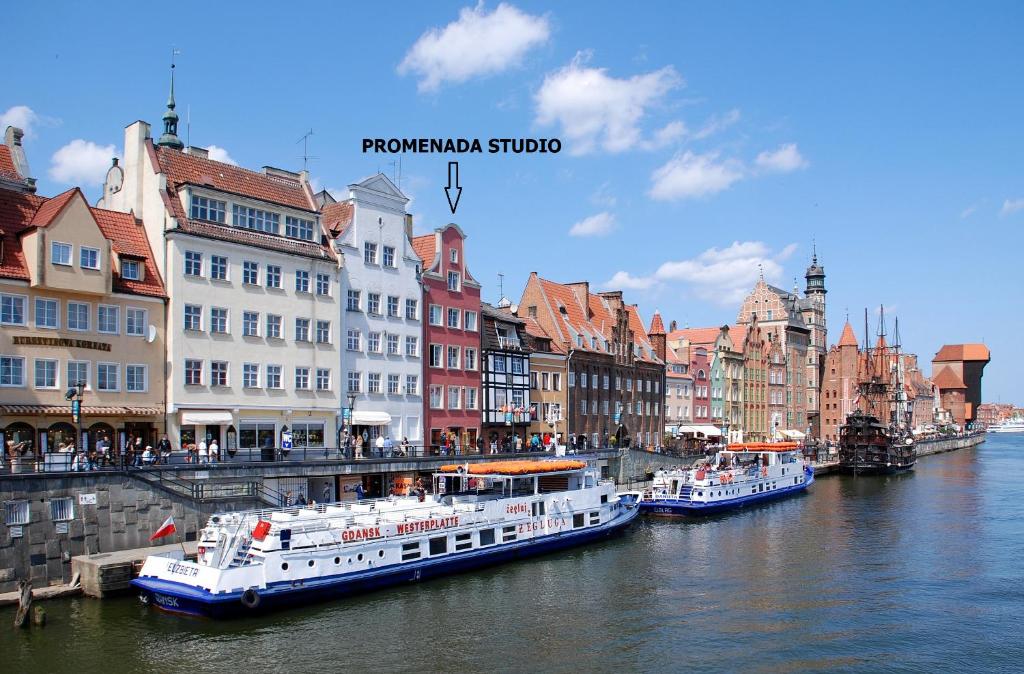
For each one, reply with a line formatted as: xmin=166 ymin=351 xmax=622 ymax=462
xmin=438 ymin=460 xmax=586 ymax=475
xmin=726 ymin=442 xmax=801 ymax=452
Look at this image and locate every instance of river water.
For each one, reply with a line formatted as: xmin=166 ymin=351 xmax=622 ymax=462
xmin=4 ymin=435 xmax=1023 ymax=673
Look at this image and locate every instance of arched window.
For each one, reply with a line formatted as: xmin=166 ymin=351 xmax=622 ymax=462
xmin=46 ymin=422 xmax=77 ymax=453
xmin=3 ymin=422 xmax=36 ymax=457
xmin=88 ymin=422 xmax=115 ymax=451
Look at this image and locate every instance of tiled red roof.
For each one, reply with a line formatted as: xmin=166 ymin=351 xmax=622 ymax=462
xmin=537 ymin=277 xmax=608 ymax=354
xmin=0 ymin=187 xmax=164 ymax=297
xmin=649 ymin=311 xmax=666 ymax=335
xmin=411 ymin=233 xmax=435 ymax=266
xmin=154 ymin=146 xmax=314 ymax=211
xmin=0 ymin=145 xmax=22 ymax=183
xmin=837 ymin=321 xmax=858 ymax=347
xmin=934 ymin=344 xmax=990 ymax=362
xmin=668 ymin=326 xmax=720 ymax=348
xmin=626 ymin=304 xmax=660 ymax=363
xmin=91 ymin=207 xmax=166 ymax=297
xmin=321 ymin=200 xmax=353 ymax=236
xmin=149 ymin=142 xmax=334 ymax=261
xmin=522 ymin=315 xmax=566 ymax=354
xmin=0 ymin=188 xmax=46 ymax=280
xmin=932 ymin=366 xmax=967 ymax=389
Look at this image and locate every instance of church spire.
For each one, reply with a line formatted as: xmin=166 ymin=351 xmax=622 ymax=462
xmin=157 ymin=49 xmax=184 ymax=150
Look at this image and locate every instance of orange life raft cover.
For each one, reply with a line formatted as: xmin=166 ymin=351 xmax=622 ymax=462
xmin=438 ymin=460 xmax=587 ymax=475
xmin=726 ymin=442 xmax=801 ymax=452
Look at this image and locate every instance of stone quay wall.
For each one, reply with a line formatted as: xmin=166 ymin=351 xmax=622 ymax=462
xmin=0 ymin=472 xmax=257 ymax=593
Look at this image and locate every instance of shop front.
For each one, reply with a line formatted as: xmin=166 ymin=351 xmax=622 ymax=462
xmin=0 ymin=404 xmax=163 ymax=469
xmin=176 ymin=409 xmax=335 ymax=461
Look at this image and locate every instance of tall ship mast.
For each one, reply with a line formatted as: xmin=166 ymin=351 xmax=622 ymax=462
xmin=837 ymin=307 xmax=917 ymax=475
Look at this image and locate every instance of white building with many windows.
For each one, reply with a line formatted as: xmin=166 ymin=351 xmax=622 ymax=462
xmin=99 ymin=108 xmax=340 ymax=454
xmin=320 ymin=175 xmax=423 ymax=448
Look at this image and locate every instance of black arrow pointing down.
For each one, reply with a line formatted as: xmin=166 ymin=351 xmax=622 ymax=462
xmin=445 ymin=161 xmax=462 ymax=214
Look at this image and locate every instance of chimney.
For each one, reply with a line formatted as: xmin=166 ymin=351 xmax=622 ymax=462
xmin=186 ymin=146 xmax=209 ymax=159
xmin=670 ymin=319 xmax=678 ymax=332
xmin=4 ymin=126 xmax=33 ymax=188
xmin=404 ymin=213 xmax=413 ymax=239
xmin=566 ymin=281 xmax=590 ymax=309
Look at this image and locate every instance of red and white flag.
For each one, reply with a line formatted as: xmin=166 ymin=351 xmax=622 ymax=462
xmin=149 ymin=515 xmax=176 ymax=541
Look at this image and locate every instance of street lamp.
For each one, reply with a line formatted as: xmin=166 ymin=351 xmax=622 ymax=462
xmin=65 ymin=381 xmax=85 ymax=464
xmin=345 ymin=393 xmax=357 ymax=458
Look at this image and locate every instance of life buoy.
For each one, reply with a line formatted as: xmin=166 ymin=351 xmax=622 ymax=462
xmin=761 ymin=466 xmax=768 ymax=477
xmin=240 ymin=588 xmax=261 ymax=609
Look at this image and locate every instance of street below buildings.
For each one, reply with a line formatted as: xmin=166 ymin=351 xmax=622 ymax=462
xmin=4 ymin=435 xmax=1021 ymax=673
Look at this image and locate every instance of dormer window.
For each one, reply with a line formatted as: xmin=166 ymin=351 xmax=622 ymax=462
xmin=233 ymin=205 xmax=279 ymax=234
xmin=285 ymin=216 xmax=314 ymax=241
xmin=122 ymin=259 xmax=141 ymax=281
xmin=51 ymin=241 xmax=72 ymax=266
xmin=80 ymin=247 xmax=100 ymax=270
xmin=190 ymin=195 xmax=226 ymax=223
xmin=450 ymin=248 xmax=458 ymax=264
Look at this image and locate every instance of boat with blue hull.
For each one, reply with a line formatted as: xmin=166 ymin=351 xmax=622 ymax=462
xmin=132 ymin=459 xmax=638 ymax=618
xmin=633 ymin=443 xmax=813 ymax=516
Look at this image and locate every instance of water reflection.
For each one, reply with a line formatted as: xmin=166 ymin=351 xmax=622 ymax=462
xmin=3 ymin=437 xmax=1023 ymax=674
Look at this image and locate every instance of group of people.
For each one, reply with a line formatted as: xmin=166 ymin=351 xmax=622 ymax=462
xmin=341 ymin=431 xmax=413 ymax=459
xmin=184 ymin=436 xmax=221 ymax=464
xmin=60 ymin=433 xmax=176 ymax=471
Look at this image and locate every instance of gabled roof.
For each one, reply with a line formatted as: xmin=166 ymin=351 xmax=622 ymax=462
xmin=649 ymin=310 xmax=666 ymax=335
xmin=0 ymin=186 xmax=165 ymax=296
xmin=626 ymin=304 xmax=661 ymax=363
xmin=932 ymin=366 xmax=967 ymax=389
xmin=521 ymin=315 xmax=565 ymax=354
xmin=837 ymin=321 xmax=858 ymax=347
xmin=933 ymin=344 xmax=991 ymax=362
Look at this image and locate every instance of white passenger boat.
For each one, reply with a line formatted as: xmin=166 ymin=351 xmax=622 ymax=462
xmin=988 ymin=419 xmax=1024 ymax=434
xmin=132 ymin=459 xmax=638 ymax=618
xmin=634 ymin=443 xmax=814 ymax=516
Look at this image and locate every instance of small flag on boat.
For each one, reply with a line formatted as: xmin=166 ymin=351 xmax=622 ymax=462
xmin=252 ymin=520 xmax=271 ymax=541
xmin=149 ymin=515 xmax=176 ymax=541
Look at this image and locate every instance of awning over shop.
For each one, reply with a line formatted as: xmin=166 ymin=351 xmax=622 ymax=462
xmin=678 ymin=424 xmax=724 ymax=436
xmin=1 ymin=405 xmax=162 ymax=416
xmin=780 ymin=429 xmax=806 ymax=439
xmin=180 ymin=410 xmax=233 ymax=425
xmin=351 ymin=411 xmax=392 ymax=426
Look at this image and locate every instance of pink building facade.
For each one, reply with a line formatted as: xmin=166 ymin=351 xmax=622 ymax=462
xmin=412 ymin=224 xmax=482 ymax=451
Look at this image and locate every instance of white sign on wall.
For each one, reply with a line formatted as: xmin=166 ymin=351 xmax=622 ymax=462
xmin=78 ymin=493 xmax=97 ymax=505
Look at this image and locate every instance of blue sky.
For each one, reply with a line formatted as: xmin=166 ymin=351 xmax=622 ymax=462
xmin=3 ymin=1 xmax=1022 ymax=401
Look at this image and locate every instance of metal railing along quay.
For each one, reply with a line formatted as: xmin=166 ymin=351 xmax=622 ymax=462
xmin=0 ymin=444 xmax=600 ymax=476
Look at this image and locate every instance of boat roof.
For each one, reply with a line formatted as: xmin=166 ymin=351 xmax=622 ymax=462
xmin=436 ymin=460 xmax=587 ymax=476
xmin=725 ymin=442 xmax=801 ymax=452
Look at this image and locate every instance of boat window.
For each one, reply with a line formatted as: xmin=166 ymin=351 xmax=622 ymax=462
xmin=480 ymin=529 xmax=496 ymax=546
xmin=281 ymin=562 xmax=289 ymax=571
xmin=573 ymin=513 xmax=585 ymax=528
xmin=357 ymin=553 xmax=364 ymax=561
xmin=429 ymin=536 xmax=448 ymax=556
xmin=532 ymin=501 xmax=546 ymax=517
xmin=698 ymin=491 xmax=703 ymax=497
xmin=334 ymin=557 xmax=341 ymax=565
xmin=600 ymin=494 xmax=608 ymax=504
xmin=378 ymin=549 xmax=385 ymax=558
xmin=751 ymin=487 xmax=756 ymax=494
xmin=589 ymin=512 xmax=600 ymax=525
xmin=455 ymin=533 xmax=473 ymax=551
xmin=401 ymin=542 xmax=421 ymax=561
xmin=308 ymin=560 xmax=315 ymax=567
xmin=502 ymin=525 xmax=517 ymax=542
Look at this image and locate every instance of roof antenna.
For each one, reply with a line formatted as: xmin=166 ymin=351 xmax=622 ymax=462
xmin=186 ymin=104 xmax=191 ymax=148
xmin=497 ymin=272 xmax=505 ymax=301
xmin=297 ymin=129 xmax=317 ymax=171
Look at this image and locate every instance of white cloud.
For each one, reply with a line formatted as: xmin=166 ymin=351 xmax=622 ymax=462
xmin=960 ymin=204 xmax=978 ymax=219
xmin=534 ymin=52 xmax=683 ymax=155
xmin=603 ymin=270 xmax=656 ymax=291
xmin=0 ymin=105 xmax=39 ymax=138
xmin=48 ymin=139 xmax=118 ymax=187
xmin=398 ymin=2 xmax=550 ymax=92
xmin=693 ymin=108 xmax=740 ymax=140
xmin=642 ymin=120 xmax=688 ymax=150
xmin=589 ymin=182 xmax=617 ymax=209
xmin=604 ymin=240 xmax=796 ymax=306
xmin=206 ymin=145 xmax=237 ymax=166
xmin=569 ymin=211 xmax=616 ymax=237
xmin=1000 ymin=198 xmax=1024 ymax=217
xmin=755 ymin=143 xmax=809 ymax=173
xmin=648 ymin=151 xmax=744 ymax=201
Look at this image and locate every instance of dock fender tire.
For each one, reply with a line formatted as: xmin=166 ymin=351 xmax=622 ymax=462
xmin=241 ymin=588 xmax=261 ymax=609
